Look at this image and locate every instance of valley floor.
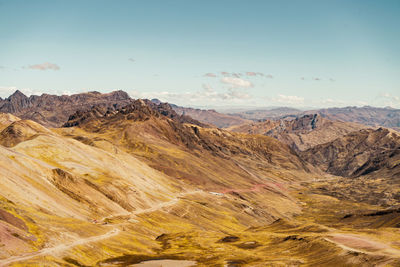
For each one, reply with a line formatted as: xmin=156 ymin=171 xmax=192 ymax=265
xmin=2 ymin=176 xmax=400 ymax=267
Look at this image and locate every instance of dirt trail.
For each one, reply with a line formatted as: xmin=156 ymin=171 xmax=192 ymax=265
xmin=220 ymin=183 xmax=286 ymax=194
xmin=0 ymin=190 xmax=202 ymax=266
xmin=132 ymin=190 xmax=201 ymax=216
xmin=101 ymin=190 xmax=203 ymax=222
xmin=0 ymin=228 xmax=120 ymax=266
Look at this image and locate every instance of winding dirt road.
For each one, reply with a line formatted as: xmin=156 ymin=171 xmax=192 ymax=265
xmin=0 ymin=190 xmax=203 ymax=266
xmin=0 ymin=228 xmax=120 ymax=266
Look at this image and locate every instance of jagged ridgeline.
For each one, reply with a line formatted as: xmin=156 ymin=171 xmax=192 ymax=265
xmin=0 ymin=90 xmax=132 ymax=127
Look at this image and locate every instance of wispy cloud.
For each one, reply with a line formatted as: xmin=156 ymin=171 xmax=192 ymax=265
xmin=128 ymin=58 xmax=135 ymax=62
xmin=220 ymin=88 xmax=251 ymax=100
xmin=273 ymin=94 xmax=304 ymax=105
xmin=381 ymin=93 xmax=400 ymax=101
xmin=202 ymin=83 xmax=214 ymax=93
xmin=377 ymin=93 xmax=400 ymax=108
xmin=204 ymin=71 xmax=272 ymax=79
xmin=0 ymin=86 xmax=18 ymax=97
xmin=200 ymin=84 xmax=250 ymax=100
xmin=25 ymin=62 xmax=60 ymax=71
xmin=300 ymin=77 xmax=334 ymax=81
xmin=244 ymin=72 xmax=273 ymax=78
xmin=246 ymin=72 xmax=257 ymax=76
xmin=221 ymin=77 xmax=253 ymax=88
xmin=320 ymin=98 xmax=345 ymax=106
xmin=221 ymin=71 xmax=230 ymax=77
xmin=130 ymin=81 xmax=252 ymax=105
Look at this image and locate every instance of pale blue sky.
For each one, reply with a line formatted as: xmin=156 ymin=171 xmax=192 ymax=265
xmin=0 ymin=0 xmax=399 ymax=108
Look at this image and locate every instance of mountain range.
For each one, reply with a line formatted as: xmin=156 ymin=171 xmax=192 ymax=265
xmin=226 ymin=106 xmax=400 ymax=129
xmin=0 ymin=90 xmax=132 ymax=127
xmin=228 ymin=113 xmax=367 ymax=151
xmin=1 ymin=90 xmax=400 ymax=266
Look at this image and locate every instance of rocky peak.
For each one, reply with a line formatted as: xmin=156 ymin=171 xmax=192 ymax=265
xmin=8 ymin=90 xmax=28 ymax=100
xmin=0 ymin=90 xmax=133 ymax=127
xmin=290 ymin=114 xmax=321 ymax=131
xmin=119 ymin=99 xmax=159 ymax=121
xmin=1 ymin=90 xmax=31 ymax=113
xmin=151 ymin=98 xmax=162 ymax=105
xmin=108 ymin=90 xmax=130 ymax=100
xmin=63 ymin=99 xmax=209 ymax=128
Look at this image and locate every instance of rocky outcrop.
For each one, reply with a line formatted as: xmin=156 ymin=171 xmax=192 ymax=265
xmin=0 ymin=90 xmax=132 ymax=127
xmin=64 ymin=99 xmax=210 ymax=128
xmin=300 ymin=128 xmax=400 ymax=177
xmin=229 ymin=114 xmax=366 ymax=151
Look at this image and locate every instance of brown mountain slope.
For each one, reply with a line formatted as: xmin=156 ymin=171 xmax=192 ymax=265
xmin=226 ymin=119 xmax=279 ymax=134
xmin=0 ymin=119 xmax=52 ymax=147
xmin=301 ymin=127 xmax=400 ymax=178
xmin=0 ymin=113 xmax=20 ymax=131
xmin=172 ymin=105 xmax=251 ymax=128
xmin=300 ymin=128 xmax=400 ymax=209
xmin=0 ymin=118 xmax=185 ymax=260
xmin=63 ymin=100 xmax=312 ymax=185
xmin=0 ymin=90 xmax=132 ymax=127
xmin=229 ymin=114 xmax=366 ymax=151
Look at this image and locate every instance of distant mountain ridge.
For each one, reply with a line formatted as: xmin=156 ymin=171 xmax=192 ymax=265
xmin=172 ymin=105 xmax=400 ymax=131
xmin=227 ymin=106 xmax=400 ymax=129
xmin=2 ymin=90 xmax=399 ymax=131
xmin=0 ymin=90 xmax=132 ymax=127
xmin=228 ymin=107 xmax=302 ymax=120
xmin=170 ymin=103 xmax=251 ymax=128
xmin=304 ymin=106 xmax=400 ymax=129
xmin=229 ymin=113 xmax=366 ymax=151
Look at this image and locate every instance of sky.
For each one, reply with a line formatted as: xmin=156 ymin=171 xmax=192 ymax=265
xmin=0 ymin=0 xmax=399 ymax=109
